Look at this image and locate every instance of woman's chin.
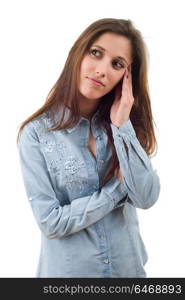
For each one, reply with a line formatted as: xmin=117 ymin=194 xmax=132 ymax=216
xmin=79 ymin=91 xmax=102 ymax=101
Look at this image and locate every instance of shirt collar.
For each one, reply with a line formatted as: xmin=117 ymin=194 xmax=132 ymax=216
xmin=49 ymin=106 xmax=101 ymax=134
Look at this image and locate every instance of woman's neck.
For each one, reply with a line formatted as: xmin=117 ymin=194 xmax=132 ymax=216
xmin=79 ymin=97 xmax=101 ymax=121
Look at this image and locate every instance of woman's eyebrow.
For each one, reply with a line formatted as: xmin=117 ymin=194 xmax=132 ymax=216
xmin=92 ymin=44 xmax=129 ymax=66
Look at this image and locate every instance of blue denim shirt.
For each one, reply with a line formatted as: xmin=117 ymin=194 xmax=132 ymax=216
xmin=17 ymin=107 xmax=160 ymax=278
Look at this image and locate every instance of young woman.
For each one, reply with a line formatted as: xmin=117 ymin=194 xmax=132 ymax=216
xmin=16 ymin=18 xmax=160 ymax=278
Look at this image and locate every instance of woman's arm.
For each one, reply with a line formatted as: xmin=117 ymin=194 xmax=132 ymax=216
xmin=111 ymin=119 xmax=160 ymax=209
xmin=17 ymin=122 xmax=127 ymax=239
xmin=110 ymin=66 xmax=160 ymax=209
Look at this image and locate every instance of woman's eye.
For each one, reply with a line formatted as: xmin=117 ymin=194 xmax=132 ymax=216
xmin=89 ymin=49 xmax=124 ymax=69
xmin=90 ymin=49 xmax=101 ymax=56
xmin=113 ymin=61 xmax=124 ymax=69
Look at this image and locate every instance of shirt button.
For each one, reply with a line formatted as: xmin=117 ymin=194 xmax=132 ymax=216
xmin=99 ymin=234 xmax=105 ymax=238
xmin=99 ymin=160 xmax=104 ymax=164
xmin=96 ymin=136 xmax=102 ymax=140
xmin=104 ymin=259 xmax=110 ymax=264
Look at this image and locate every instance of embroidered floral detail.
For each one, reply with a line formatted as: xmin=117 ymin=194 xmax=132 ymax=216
xmin=56 ymin=142 xmax=67 ymax=157
xmin=32 ymin=112 xmax=87 ymax=195
xmin=33 ymin=115 xmax=49 ymax=140
xmin=47 ymin=158 xmax=63 ymax=176
xmin=64 ymin=156 xmax=84 ymax=175
xmin=64 ymin=156 xmax=86 ymax=193
xmin=65 ymin=177 xmax=87 ymax=194
xmin=43 ymin=140 xmax=56 ymax=153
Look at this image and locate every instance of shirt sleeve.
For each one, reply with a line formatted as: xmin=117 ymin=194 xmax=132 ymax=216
xmin=17 ymin=122 xmax=127 ymax=239
xmin=111 ymin=119 xmax=161 ymax=209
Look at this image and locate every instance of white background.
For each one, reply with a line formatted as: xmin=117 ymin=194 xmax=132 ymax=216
xmin=0 ymin=0 xmax=185 ymax=277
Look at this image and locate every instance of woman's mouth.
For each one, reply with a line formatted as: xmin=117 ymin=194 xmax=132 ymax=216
xmin=88 ymin=77 xmax=104 ymax=87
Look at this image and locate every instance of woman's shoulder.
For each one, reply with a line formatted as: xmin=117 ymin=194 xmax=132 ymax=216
xmin=31 ymin=110 xmax=53 ymax=128
xmin=19 ymin=110 xmax=54 ymax=144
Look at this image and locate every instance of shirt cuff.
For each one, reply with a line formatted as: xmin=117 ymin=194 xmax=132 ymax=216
xmin=103 ymin=176 xmax=128 ymax=208
xmin=110 ymin=119 xmax=136 ymax=139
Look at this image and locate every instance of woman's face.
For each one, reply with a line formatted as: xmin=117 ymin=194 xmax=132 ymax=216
xmin=78 ymin=32 xmax=132 ymax=101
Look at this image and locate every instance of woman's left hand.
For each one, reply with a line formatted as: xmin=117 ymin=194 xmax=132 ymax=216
xmin=110 ymin=65 xmax=134 ymax=128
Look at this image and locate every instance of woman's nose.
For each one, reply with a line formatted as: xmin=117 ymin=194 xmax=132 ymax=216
xmin=95 ymin=71 xmax=105 ymax=78
xmin=95 ymin=61 xmax=109 ymax=77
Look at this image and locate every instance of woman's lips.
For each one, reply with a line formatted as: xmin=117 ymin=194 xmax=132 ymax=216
xmin=88 ymin=77 xmax=104 ymax=86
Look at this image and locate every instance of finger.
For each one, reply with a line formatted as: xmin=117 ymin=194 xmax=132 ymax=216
xmin=126 ymin=67 xmax=129 ymax=79
xmin=127 ymin=66 xmax=133 ymax=93
xmin=123 ymin=68 xmax=129 ymax=84
xmin=124 ymin=69 xmax=129 ymax=88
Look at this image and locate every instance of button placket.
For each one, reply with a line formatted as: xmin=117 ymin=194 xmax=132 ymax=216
xmin=99 ymin=234 xmax=105 ymax=238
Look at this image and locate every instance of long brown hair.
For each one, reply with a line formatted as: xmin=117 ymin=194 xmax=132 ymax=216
xmin=16 ymin=18 xmax=158 ymax=187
